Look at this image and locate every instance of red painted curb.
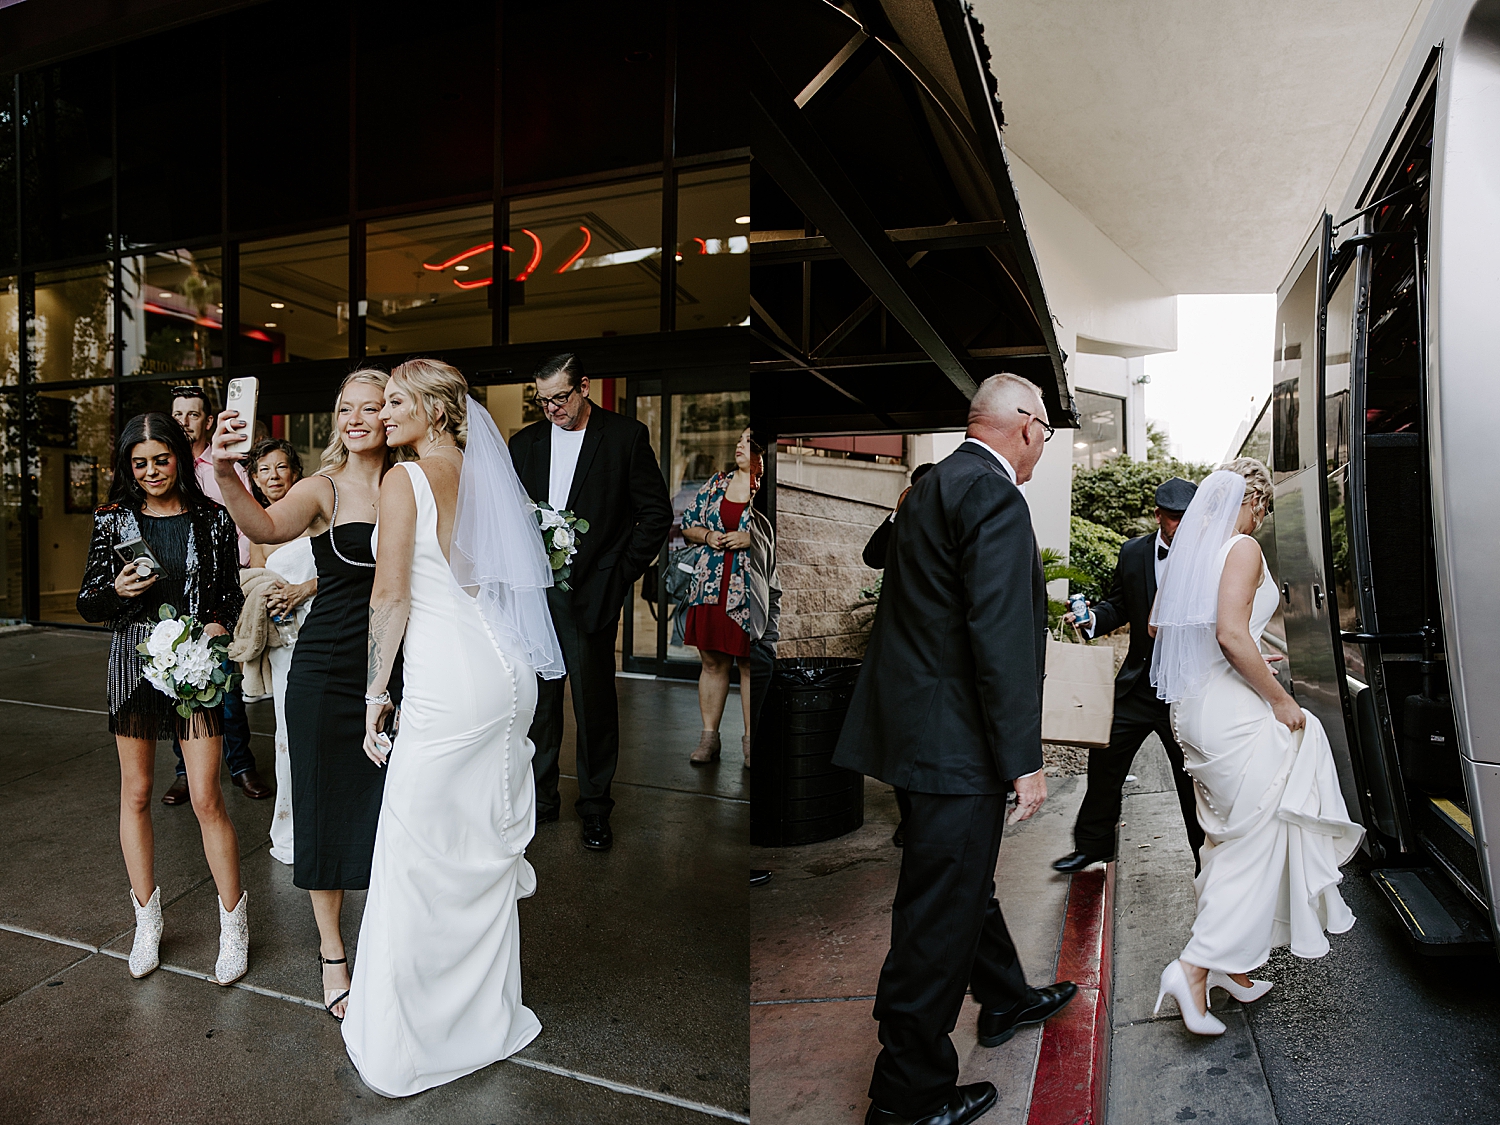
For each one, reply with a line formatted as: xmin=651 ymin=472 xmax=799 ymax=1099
xmin=1025 ymin=862 xmax=1114 ymax=1125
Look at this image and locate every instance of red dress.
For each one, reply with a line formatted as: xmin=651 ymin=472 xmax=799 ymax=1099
xmin=684 ymin=497 xmax=751 ymax=658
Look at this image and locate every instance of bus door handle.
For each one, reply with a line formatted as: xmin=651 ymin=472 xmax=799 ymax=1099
xmin=1281 ymin=581 xmax=1292 ymax=606
xmin=1313 ymin=584 xmax=1324 ymax=610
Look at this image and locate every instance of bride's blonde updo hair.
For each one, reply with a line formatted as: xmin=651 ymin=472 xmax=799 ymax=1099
xmin=320 ymin=368 xmax=396 ymax=472
xmin=387 ymin=357 xmax=470 ymax=450
xmin=1219 ymin=456 xmax=1273 ymax=515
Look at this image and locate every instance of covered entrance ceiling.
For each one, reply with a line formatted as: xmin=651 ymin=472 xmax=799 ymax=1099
xmin=750 ymin=0 xmax=1072 ymax=437
xmin=971 ymin=0 xmax=1434 ymax=293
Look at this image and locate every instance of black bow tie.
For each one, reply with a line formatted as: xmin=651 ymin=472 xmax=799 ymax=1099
xmin=1158 ymin=545 xmax=1169 ymax=561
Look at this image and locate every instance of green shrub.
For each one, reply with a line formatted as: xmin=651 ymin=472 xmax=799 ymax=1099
xmin=1069 ymin=516 xmax=1127 ymax=602
xmin=1070 ymin=455 xmax=1214 ymax=539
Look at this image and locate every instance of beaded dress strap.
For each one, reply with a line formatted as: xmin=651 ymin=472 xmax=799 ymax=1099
xmin=324 ymin=475 xmax=375 ymax=570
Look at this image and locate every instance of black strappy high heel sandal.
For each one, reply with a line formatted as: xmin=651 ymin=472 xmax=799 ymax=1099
xmin=319 ymin=954 xmax=351 ymax=1022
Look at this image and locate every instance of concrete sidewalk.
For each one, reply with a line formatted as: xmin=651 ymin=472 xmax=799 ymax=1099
xmin=750 ymin=775 xmax=1086 ymax=1125
xmin=0 ymin=627 xmax=748 ymax=1124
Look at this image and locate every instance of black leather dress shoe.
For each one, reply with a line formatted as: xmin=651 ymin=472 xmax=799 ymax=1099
xmin=892 ymin=821 xmax=905 ymax=848
xmin=581 ymin=815 xmax=613 ymax=851
xmin=865 ymin=1081 xmax=997 ymax=1125
xmin=232 ymin=768 xmax=273 ymax=800
xmin=977 ymin=982 xmax=1078 ymax=1047
xmin=537 ymin=807 xmax=560 ymax=824
xmin=162 ymin=775 xmax=190 ymax=806
xmin=750 ymin=869 xmax=772 ymax=887
xmin=1052 ymin=851 xmax=1111 ymax=874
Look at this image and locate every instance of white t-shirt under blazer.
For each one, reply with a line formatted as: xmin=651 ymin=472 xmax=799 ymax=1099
xmin=548 ymin=423 xmax=588 ymax=511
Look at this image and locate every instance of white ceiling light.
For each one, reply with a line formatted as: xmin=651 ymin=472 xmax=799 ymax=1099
xmin=454 ymin=264 xmax=470 ymax=271
xmin=264 ymin=322 xmax=277 ymax=328
xmin=734 ymin=215 xmax=751 ymax=225
xmin=270 ymin=301 xmax=286 ymax=309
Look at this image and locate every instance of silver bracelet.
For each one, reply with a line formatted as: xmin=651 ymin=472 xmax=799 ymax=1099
xmin=364 ymin=691 xmax=391 ymax=706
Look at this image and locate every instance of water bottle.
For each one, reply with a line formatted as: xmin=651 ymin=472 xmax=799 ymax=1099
xmin=1069 ymin=593 xmax=1091 ymax=629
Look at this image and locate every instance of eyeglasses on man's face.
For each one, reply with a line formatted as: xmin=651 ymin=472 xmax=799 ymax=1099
xmin=1017 ymin=408 xmax=1055 ymax=442
xmin=533 ymin=386 xmax=580 ymax=410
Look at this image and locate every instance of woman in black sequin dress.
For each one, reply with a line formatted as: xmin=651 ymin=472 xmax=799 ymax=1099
xmin=78 ymin=412 xmax=248 ymax=983
xmin=210 ymin=369 xmax=400 ymax=1021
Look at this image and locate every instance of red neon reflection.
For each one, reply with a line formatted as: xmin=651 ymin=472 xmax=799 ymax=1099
xmin=242 ymin=328 xmax=274 ymax=343
xmin=693 ymin=237 xmax=708 ymax=254
xmin=143 ymin=301 xmax=223 ymax=330
xmin=423 ymin=242 xmax=494 ymax=271
xmin=453 ymin=277 xmax=494 ymax=290
xmin=515 ymin=229 xmax=544 ymax=282
xmin=555 ymin=226 xmax=592 ymax=274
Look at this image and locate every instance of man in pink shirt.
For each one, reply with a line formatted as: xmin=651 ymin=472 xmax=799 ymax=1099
xmin=160 ymin=387 xmax=271 ymax=805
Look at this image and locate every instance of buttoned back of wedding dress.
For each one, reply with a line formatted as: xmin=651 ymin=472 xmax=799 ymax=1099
xmin=342 ymin=460 xmax=541 ymax=1098
xmin=1169 ymin=533 xmax=1364 ymax=976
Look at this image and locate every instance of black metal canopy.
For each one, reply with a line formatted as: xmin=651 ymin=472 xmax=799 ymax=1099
xmin=750 ymin=0 xmax=1073 ymax=437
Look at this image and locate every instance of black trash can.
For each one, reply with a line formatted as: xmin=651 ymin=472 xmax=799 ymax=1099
xmin=751 ymin=657 xmax=865 ymax=847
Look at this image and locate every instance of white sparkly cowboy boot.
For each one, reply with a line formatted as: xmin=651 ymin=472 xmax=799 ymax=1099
xmin=128 ymin=887 xmax=162 ymax=979
xmin=215 ymin=891 xmax=249 ymax=986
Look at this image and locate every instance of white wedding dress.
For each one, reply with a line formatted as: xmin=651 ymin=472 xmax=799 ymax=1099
xmin=1170 ymin=534 xmax=1364 ymax=973
xmin=341 ymin=461 xmax=542 ymax=1097
xmin=264 ymin=535 xmax=316 ymax=866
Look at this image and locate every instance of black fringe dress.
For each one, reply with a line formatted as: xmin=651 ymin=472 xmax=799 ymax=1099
xmin=77 ymin=502 xmax=245 ymax=741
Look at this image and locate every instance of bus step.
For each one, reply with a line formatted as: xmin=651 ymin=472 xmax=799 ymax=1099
xmin=1371 ymin=868 xmax=1492 ymax=956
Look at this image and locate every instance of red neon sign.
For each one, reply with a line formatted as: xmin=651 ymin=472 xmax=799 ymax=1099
xmin=514 ymin=229 xmax=544 ymax=282
xmin=423 ymin=241 xmax=494 ymax=271
xmin=555 ymin=226 xmax=592 ymax=274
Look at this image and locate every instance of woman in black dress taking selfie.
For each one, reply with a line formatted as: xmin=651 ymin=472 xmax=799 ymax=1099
xmin=77 ymin=412 xmax=249 ymax=987
xmin=211 ymin=369 xmax=400 ymax=1021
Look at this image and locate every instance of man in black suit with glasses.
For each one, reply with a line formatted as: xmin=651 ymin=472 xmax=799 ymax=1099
xmin=508 ymin=354 xmax=672 ymax=852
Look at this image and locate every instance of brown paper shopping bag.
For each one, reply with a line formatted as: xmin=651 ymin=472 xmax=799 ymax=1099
xmin=1041 ymin=632 xmax=1115 ymax=748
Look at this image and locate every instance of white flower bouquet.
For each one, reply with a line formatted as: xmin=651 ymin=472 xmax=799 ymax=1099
xmin=137 ymin=604 xmax=242 ymax=718
xmin=533 ymin=502 xmax=590 ymax=592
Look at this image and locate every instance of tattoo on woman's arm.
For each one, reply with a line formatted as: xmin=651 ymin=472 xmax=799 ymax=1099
xmin=367 ymin=601 xmax=396 ymax=689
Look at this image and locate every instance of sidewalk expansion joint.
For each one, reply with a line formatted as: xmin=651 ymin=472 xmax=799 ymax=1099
xmin=749 ymin=994 xmax=876 ymax=1006
xmin=3 ymin=920 xmax=742 ymax=1120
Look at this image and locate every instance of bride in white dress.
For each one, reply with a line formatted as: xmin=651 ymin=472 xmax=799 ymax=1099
xmin=1149 ymin=458 xmax=1363 ymax=1036
xmin=342 ymin=358 xmax=565 ymax=1096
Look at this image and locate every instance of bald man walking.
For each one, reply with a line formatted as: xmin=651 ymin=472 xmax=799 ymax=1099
xmin=833 ymin=375 xmax=1078 ymax=1125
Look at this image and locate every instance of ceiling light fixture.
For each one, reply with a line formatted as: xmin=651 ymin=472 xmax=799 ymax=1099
xmin=454 ymin=264 xmax=470 ymax=271
xmin=270 ymin=301 xmax=286 ymax=309
xmin=159 ymin=291 xmax=175 ymax=299
xmin=264 ymin=322 xmax=277 ymax=328
xmin=734 ymin=215 xmax=751 ymax=225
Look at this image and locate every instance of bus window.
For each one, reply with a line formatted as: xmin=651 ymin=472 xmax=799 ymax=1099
xmin=1325 ymin=265 xmax=1355 ymax=473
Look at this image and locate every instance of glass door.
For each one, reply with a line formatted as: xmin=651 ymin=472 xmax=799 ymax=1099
xmin=623 ymin=377 xmax=751 ymax=677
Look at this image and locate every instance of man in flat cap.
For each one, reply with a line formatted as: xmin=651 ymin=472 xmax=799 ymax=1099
xmin=1053 ymin=476 xmax=1206 ymax=874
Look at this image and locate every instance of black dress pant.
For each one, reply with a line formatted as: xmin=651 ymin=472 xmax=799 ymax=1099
xmin=529 ymin=587 xmax=621 ymax=819
xmin=747 ymin=639 xmax=774 ymax=749
xmin=1073 ymin=688 xmax=1204 ymax=868
xmin=870 ymin=791 xmax=1031 ymax=1118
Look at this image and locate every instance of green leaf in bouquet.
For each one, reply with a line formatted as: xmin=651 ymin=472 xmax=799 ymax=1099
xmin=227 ymin=672 xmax=243 ymax=693
xmin=558 ymin=579 xmax=572 ymax=592
xmin=197 ymin=687 xmax=217 ymax=702
xmin=572 ymin=518 xmax=590 ymax=534
xmin=560 ymin=509 xmax=574 ymax=520
xmin=211 ymin=667 xmax=226 ymax=685
xmin=557 ymin=564 xmax=571 ymax=579
xmin=176 ymin=702 xmax=193 ymax=718
xmin=550 ymin=550 xmax=566 ymax=568
xmin=136 ymin=642 xmax=151 ymax=655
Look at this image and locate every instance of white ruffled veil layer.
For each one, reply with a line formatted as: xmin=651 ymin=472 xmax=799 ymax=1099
xmin=1149 ymin=469 xmax=1247 ymax=704
xmin=450 ymin=396 xmax=566 ymax=679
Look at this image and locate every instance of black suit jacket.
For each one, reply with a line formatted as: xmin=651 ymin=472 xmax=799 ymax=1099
xmin=509 ymin=407 xmax=673 ymax=635
xmin=831 ymin=445 xmax=1047 ymax=793
xmin=862 ymin=514 xmax=894 ymax=569
xmin=1088 ymin=532 xmax=1165 ymax=707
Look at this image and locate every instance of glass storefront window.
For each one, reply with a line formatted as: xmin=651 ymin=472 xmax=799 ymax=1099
xmin=32 ymin=264 xmax=114 ymax=384
xmin=0 ymin=86 xmax=15 ymax=270
xmin=668 ymin=390 xmax=749 ymax=662
xmin=21 ymin=61 xmax=114 ymax=264
xmin=365 ymin=205 xmax=492 ymax=356
xmin=34 ymin=384 xmax=114 ymax=624
xmin=239 ymin=228 xmax=350 ymax=364
xmin=1072 ymin=390 xmax=1124 ymax=469
xmin=0 ymin=393 xmax=20 ymax=620
xmin=676 ymin=165 xmax=750 ymax=330
xmin=633 ymin=394 xmax=663 ymax=660
xmin=506 ymin=180 xmax=663 ymax=343
xmin=1 ymin=278 xmax=18 ymax=386
xmin=121 ymin=247 xmax=224 ymax=377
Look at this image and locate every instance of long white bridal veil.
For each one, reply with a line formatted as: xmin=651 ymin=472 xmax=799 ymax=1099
xmin=1149 ymin=469 xmax=1247 ymax=704
xmin=450 ymin=395 xmax=566 ymax=679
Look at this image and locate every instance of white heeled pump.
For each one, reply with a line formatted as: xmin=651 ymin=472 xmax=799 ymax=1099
xmin=128 ymin=886 xmax=162 ymax=979
xmin=215 ymin=891 xmax=249 ymax=986
xmin=1207 ymin=970 xmax=1273 ymax=1003
xmin=1155 ymin=960 xmax=1226 ymax=1036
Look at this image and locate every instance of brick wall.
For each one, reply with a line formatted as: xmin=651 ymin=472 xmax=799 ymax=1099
xmin=775 ymin=482 xmax=890 ymax=659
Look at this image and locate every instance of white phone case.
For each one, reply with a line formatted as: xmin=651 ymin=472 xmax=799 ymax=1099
xmin=224 ymin=377 xmax=259 ymax=455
